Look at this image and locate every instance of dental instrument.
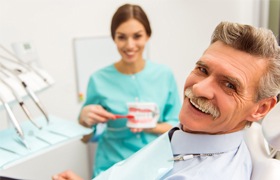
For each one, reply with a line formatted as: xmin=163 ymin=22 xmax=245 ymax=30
xmin=0 ymin=90 xmax=29 ymax=149
xmin=0 ymin=63 xmax=50 ymax=124
xmin=0 ymin=71 xmax=42 ymax=129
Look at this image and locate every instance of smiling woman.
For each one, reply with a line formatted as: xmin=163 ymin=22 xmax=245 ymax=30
xmin=75 ymin=3 xmax=181 ymax=178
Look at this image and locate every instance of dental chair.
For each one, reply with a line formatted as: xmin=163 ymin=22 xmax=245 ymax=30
xmin=244 ymin=109 xmax=280 ymax=180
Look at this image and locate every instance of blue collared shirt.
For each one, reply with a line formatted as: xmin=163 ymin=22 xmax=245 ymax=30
xmin=162 ymin=127 xmax=252 ymax=180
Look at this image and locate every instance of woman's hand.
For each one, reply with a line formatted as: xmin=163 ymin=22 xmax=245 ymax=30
xmin=52 ymin=170 xmax=83 ymax=180
xmin=79 ymin=105 xmax=116 ymax=127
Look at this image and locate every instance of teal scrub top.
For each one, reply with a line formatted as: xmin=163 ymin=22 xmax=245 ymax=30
xmin=83 ymin=60 xmax=181 ymax=177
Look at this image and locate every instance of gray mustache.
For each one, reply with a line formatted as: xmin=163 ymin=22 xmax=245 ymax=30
xmin=185 ymin=88 xmax=220 ymax=119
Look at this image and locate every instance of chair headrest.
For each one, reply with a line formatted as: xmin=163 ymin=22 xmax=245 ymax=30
xmin=262 ymin=103 xmax=280 ymax=150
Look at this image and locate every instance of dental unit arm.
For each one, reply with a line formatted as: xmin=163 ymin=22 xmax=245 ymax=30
xmin=0 ymin=45 xmax=54 ymax=124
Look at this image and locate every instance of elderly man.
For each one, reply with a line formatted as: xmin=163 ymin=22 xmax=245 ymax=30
xmin=53 ymin=21 xmax=280 ymax=180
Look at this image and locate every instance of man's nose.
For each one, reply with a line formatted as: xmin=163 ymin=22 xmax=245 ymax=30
xmin=192 ymin=77 xmax=215 ymax=99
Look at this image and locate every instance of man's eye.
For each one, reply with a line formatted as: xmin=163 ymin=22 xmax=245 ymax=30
xmin=199 ymin=67 xmax=208 ymax=75
xmin=225 ymin=82 xmax=236 ymax=90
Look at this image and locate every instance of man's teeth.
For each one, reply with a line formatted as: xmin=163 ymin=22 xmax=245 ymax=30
xmin=190 ymin=99 xmax=209 ymax=114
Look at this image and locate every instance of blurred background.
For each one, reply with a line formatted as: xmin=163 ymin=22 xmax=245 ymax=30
xmin=0 ymin=0 xmax=279 ymax=179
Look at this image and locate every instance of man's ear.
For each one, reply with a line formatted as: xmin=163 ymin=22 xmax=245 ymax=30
xmin=247 ymin=97 xmax=277 ymax=122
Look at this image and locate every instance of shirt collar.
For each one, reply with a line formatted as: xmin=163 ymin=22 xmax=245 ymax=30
xmin=171 ymin=125 xmax=244 ymax=154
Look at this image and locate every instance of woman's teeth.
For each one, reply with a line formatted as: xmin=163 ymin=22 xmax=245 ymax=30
xmin=126 ymin=51 xmax=135 ymax=56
